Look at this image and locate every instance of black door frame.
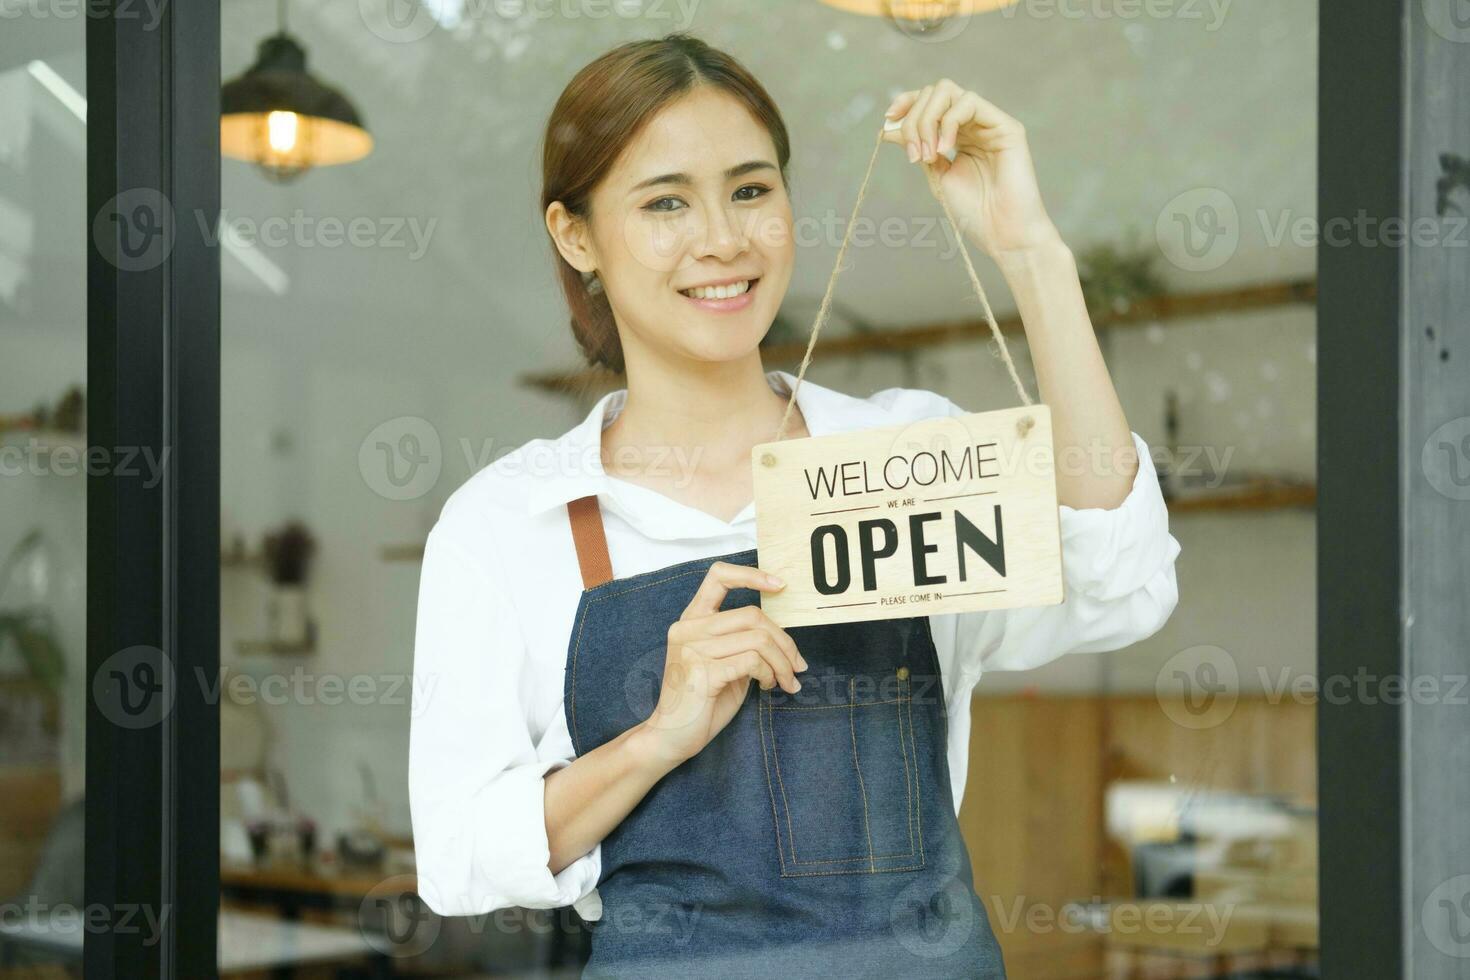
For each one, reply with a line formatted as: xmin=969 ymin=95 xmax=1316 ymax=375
xmin=77 ymin=0 xmax=1431 ymax=974
xmin=85 ymin=0 xmax=220 ymax=975
xmin=1317 ymin=0 xmax=1412 ymax=976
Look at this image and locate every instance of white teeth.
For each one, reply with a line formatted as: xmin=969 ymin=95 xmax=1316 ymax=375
xmin=681 ymin=279 xmax=752 ymax=300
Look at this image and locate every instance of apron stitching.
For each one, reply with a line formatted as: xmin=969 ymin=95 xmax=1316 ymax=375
xmin=768 ymin=698 xmax=907 ymax=710
xmin=765 ymin=690 xmax=801 ymax=867
xmin=897 ymin=675 xmax=918 ymax=858
xmin=907 ymin=687 xmax=927 ymax=864
xmin=848 ymin=678 xmax=878 ymax=873
xmin=755 ymin=690 xmax=788 ymax=875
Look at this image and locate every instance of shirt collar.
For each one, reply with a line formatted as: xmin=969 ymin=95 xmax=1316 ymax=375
xmin=523 ymin=369 xmax=895 ymax=520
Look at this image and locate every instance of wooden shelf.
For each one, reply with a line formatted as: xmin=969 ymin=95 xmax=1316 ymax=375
xmin=1164 ymin=478 xmax=1316 ymax=514
xmin=520 ymin=278 xmax=1317 ymax=396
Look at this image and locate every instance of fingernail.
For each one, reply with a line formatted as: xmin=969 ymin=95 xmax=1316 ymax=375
xmin=883 ymin=117 xmax=902 ymax=131
xmin=942 ymin=145 xmax=957 ymax=162
xmin=797 ymin=657 xmax=809 ymax=672
xmin=766 ymin=573 xmax=784 ymax=587
xmin=792 ymin=679 xmax=802 ymax=692
xmin=921 ymin=141 xmax=931 ymax=161
xmin=907 ymin=142 xmax=919 ymax=162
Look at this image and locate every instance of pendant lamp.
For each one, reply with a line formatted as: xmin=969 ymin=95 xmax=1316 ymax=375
xmin=221 ymin=0 xmax=372 ymax=182
xmin=817 ymin=0 xmax=1020 ymax=35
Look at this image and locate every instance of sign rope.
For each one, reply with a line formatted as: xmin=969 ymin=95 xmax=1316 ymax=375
xmin=773 ymin=120 xmax=1036 ymax=444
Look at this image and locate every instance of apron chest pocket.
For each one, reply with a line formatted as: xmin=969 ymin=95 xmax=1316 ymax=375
xmin=757 ymin=667 xmax=925 ymax=877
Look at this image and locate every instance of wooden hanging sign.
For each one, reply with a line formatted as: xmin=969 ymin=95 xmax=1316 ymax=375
xmin=751 ymin=404 xmax=1064 ymax=628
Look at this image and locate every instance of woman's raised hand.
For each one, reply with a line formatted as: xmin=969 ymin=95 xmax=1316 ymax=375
xmin=881 ymin=78 xmax=1061 ymax=258
xmin=640 ymin=561 xmax=807 ymax=766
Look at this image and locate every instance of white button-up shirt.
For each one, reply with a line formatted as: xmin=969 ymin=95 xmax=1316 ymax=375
xmin=408 ymin=369 xmax=1181 ymax=920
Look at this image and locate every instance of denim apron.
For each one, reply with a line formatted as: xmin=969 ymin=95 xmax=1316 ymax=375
xmin=561 ymin=494 xmax=1006 ymax=979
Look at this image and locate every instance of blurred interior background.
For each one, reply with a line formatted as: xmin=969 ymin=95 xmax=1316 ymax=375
xmin=2 ymin=0 xmax=1317 ymax=976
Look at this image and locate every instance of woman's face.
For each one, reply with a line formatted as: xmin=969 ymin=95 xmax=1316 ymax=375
xmin=576 ymin=87 xmax=795 ymax=369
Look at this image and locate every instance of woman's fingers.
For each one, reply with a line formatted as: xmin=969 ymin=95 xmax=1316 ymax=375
xmin=680 ymin=604 xmax=807 ymax=675
xmin=715 ymin=651 xmax=776 ymax=692
xmin=884 ymin=80 xmax=1021 ymax=162
xmin=681 ymin=561 xmax=784 ymax=619
xmin=691 ymin=630 xmax=801 ymax=693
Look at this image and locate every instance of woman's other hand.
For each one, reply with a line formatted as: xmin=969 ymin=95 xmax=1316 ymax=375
xmin=638 ymin=561 xmax=806 ymax=766
xmin=881 ymin=79 xmax=1061 ymax=258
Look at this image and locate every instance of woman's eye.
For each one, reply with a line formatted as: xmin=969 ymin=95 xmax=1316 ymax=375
xmin=642 ymin=185 xmax=771 ymax=214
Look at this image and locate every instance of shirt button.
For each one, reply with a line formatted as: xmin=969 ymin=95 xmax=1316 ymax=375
xmin=896 ymin=666 xmax=910 ymax=680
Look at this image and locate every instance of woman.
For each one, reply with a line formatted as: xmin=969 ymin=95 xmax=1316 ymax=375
xmin=409 ymin=32 xmax=1180 ymax=979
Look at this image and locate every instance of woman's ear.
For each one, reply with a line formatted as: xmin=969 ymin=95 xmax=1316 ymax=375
xmin=545 ymin=201 xmax=597 ymax=275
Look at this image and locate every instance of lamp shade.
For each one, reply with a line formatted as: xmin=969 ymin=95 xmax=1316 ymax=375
xmin=221 ymin=33 xmax=372 ymax=181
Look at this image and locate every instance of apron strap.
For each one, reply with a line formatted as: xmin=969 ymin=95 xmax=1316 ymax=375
xmin=567 ymin=494 xmax=613 ymax=590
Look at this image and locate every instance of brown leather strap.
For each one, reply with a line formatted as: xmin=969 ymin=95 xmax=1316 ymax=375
xmin=567 ymin=495 xmax=613 ymax=590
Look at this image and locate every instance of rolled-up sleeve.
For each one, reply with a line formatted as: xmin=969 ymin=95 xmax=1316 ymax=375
xmin=953 ymin=429 xmax=1181 ymax=675
xmin=408 ymin=514 xmax=601 ymax=917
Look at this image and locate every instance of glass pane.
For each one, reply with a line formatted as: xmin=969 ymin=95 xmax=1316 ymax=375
xmin=0 ymin=14 xmax=88 ymax=979
xmin=218 ymin=6 xmax=1317 ymax=978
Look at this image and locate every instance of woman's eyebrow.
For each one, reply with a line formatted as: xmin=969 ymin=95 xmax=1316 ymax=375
xmin=628 ymin=160 xmax=777 ymax=193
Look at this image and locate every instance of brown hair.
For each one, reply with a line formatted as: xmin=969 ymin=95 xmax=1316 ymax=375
xmin=540 ymin=32 xmax=791 ymax=375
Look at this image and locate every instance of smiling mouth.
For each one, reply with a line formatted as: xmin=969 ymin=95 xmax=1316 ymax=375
xmin=677 ymin=278 xmax=759 ymax=301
